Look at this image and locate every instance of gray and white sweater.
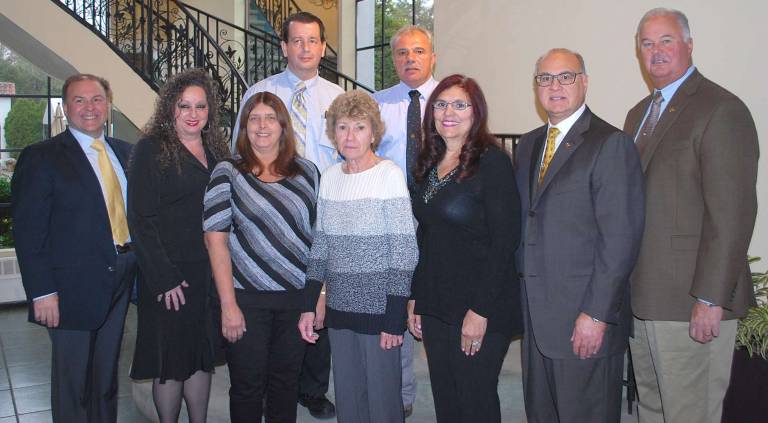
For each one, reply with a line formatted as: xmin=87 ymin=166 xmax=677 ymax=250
xmin=303 ymin=159 xmax=418 ymax=335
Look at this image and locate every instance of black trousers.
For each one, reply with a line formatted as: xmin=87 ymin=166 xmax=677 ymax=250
xmin=49 ymin=251 xmax=136 ymax=423
xmin=225 ymin=307 xmax=305 ymax=423
xmin=421 ymin=315 xmax=512 ymax=423
xmin=298 ymin=326 xmax=331 ymax=397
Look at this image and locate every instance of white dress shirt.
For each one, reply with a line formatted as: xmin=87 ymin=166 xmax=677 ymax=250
xmin=233 ymin=69 xmax=345 ymax=173
xmin=373 ymin=78 xmax=439 ymax=176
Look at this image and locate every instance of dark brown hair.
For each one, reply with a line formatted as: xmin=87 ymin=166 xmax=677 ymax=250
xmin=234 ymin=92 xmax=300 ymax=178
xmin=141 ymin=68 xmax=229 ymax=171
xmin=62 ymin=73 xmax=113 ymax=103
xmin=416 ymin=74 xmax=498 ymax=182
xmin=281 ymin=12 xmax=326 ymax=42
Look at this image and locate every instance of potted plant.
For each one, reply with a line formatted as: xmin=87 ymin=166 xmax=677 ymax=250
xmin=722 ymin=257 xmax=768 ymax=422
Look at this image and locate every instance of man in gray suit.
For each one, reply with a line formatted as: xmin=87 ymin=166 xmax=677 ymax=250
xmin=625 ymin=8 xmax=758 ymax=423
xmin=516 ymin=48 xmax=644 ymax=422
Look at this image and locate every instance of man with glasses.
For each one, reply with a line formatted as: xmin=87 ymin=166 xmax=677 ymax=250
xmin=373 ymin=24 xmax=438 ymax=418
xmin=625 ymin=9 xmax=758 ymax=423
xmin=515 ymin=48 xmax=644 ymax=422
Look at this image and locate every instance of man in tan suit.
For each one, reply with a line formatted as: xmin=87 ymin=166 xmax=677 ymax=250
xmin=624 ymin=8 xmax=759 ymax=423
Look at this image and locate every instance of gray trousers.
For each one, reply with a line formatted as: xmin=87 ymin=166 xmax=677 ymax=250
xmin=329 ymin=328 xmax=404 ymax=423
xmin=401 ymin=331 xmax=416 ymax=406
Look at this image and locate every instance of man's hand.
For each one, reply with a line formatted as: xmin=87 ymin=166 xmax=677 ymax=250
xmin=34 ymin=294 xmax=60 ymax=328
xmin=571 ymin=312 xmax=607 ymax=359
xmin=380 ymin=332 xmax=404 ymax=350
xmin=314 ymin=292 xmax=326 ymax=330
xmin=689 ymin=302 xmax=722 ymax=344
xmin=407 ymin=300 xmax=422 ymax=339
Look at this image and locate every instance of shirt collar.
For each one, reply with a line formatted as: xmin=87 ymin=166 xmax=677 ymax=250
xmin=285 ymin=67 xmax=319 ymax=90
xmin=657 ymin=65 xmax=696 ymax=102
xmin=547 ymin=103 xmax=586 ymax=136
xmin=396 ymin=77 xmax=438 ymax=100
xmin=68 ymin=127 xmax=105 ymax=150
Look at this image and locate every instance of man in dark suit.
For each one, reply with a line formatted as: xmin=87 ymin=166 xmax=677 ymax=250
xmin=625 ymin=9 xmax=759 ymax=423
xmin=12 ymin=74 xmax=136 ymax=423
xmin=516 ymin=48 xmax=644 ymax=422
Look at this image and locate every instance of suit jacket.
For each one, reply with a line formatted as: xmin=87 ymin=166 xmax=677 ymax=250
xmin=12 ymin=129 xmax=133 ymax=330
xmin=624 ymin=70 xmax=758 ymax=321
xmin=127 ymin=136 xmax=215 ymax=297
xmin=515 ymin=107 xmax=644 ymax=359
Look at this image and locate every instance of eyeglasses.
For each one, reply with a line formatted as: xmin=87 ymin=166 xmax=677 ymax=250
xmin=433 ymin=100 xmax=472 ymax=111
xmin=534 ymin=72 xmax=584 ymax=87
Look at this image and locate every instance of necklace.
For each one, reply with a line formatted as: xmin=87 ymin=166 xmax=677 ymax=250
xmin=423 ymin=166 xmax=459 ymax=204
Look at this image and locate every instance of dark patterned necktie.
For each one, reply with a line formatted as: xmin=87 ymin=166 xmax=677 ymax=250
xmin=406 ymin=89 xmax=421 ymax=184
xmin=635 ymin=90 xmax=664 ymax=154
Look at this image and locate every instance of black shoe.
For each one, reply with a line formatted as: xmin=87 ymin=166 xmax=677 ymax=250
xmin=298 ymin=395 xmax=336 ymax=419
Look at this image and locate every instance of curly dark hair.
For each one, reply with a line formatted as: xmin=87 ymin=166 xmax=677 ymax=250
xmin=416 ymin=74 xmax=498 ymax=183
xmin=141 ymin=68 xmax=230 ymax=170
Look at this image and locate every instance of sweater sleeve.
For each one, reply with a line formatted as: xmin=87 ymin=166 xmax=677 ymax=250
xmin=382 ymin=165 xmax=419 ymax=334
xmin=470 ymin=149 xmax=522 ymax=318
xmin=203 ymin=161 xmax=235 ymax=233
xmin=127 ymin=139 xmax=185 ymax=295
xmin=303 ymin=186 xmax=329 ymax=312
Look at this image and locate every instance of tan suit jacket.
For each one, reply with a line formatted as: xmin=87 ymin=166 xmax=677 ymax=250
xmin=624 ymin=70 xmax=758 ymax=321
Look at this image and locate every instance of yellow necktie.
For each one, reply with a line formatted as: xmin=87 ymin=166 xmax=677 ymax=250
xmin=538 ymin=127 xmax=560 ymax=184
xmin=90 ymin=139 xmax=129 ymax=245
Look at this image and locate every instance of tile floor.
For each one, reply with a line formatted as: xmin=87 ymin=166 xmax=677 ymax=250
xmin=0 ymin=303 xmax=639 ymax=422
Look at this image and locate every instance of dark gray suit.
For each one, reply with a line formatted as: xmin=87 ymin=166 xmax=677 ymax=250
xmin=515 ymin=107 xmax=644 ymax=422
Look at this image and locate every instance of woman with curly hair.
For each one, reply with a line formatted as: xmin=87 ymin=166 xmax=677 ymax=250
xmin=128 ymin=68 xmax=230 ymax=423
xmin=408 ymin=74 xmax=523 ymax=422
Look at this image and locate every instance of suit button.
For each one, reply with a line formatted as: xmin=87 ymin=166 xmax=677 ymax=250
xmin=528 ymin=211 xmax=536 ymax=217
xmin=107 ymin=266 xmax=115 ymax=272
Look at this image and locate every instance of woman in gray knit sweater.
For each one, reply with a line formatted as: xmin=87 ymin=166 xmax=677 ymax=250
xmin=298 ymin=90 xmax=418 ymax=422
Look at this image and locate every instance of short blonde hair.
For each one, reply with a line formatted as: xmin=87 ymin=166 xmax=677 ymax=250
xmin=325 ymin=90 xmax=386 ymax=151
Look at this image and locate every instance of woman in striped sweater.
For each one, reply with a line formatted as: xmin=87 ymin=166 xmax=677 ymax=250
xmin=298 ymin=90 xmax=418 ymax=422
xmin=203 ymin=92 xmax=320 ymax=423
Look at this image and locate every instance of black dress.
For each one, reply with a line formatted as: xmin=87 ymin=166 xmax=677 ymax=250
xmin=128 ymin=137 xmax=217 ymax=382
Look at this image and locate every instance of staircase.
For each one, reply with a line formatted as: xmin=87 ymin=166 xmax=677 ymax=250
xmin=16 ymin=0 xmax=370 ymax=135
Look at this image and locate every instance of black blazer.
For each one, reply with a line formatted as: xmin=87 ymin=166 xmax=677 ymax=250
xmin=12 ymin=129 xmax=133 ymax=330
xmin=127 ymin=137 xmax=215 ymax=296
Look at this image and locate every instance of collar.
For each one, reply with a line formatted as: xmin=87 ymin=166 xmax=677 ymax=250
xmin=657 ymin=65 xmax=696 ymax=102
xmin=396 ymin=77 xmax=438 ymax=100
xmin=284 ymin=67 xmax=319 ymax=90
xmin=68 ymin=127 xmax=106 ymax=150
xmin=547 ymin=103 xmax=586 ymax=137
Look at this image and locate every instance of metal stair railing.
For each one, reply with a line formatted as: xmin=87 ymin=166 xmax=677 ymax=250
xmin=180 ymin=1 xmax=372 ymax=93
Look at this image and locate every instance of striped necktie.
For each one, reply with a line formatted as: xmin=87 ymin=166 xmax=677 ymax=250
xmin=635 ymin=91 xmax=664 ymax=154
xmin=291 ymin=81 xmax=308 ymax=156
xmin=90 ymin=139 xmax=129 ymax=245
xmin=538 ymin=127 xmax=560 ymax=184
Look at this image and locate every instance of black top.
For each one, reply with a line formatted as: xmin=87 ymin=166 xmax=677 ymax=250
xmin=411 ymin=145 xmax=523 ymax=337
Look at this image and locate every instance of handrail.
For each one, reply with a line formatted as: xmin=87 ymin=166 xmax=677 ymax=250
xmin=53 ymin=0 xmax=250 ymax=133
xmin=179 ymin=1 xmax=371 ymax=93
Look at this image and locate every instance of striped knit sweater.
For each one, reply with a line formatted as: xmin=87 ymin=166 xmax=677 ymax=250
xmin=304 ymin=159 xmax=418 ymax=335
xmin=203 ymin=158 xmax=319 ymax=308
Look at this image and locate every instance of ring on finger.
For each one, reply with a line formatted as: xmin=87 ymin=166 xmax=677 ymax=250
xmin=471 ymin=340 xmax=481 ymax=347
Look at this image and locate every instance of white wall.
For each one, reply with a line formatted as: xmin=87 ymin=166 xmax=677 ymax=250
xmin=434 ymin=0 xmax=768 ymax=267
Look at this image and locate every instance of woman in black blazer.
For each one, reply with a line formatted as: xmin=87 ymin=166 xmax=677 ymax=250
xmin=408 ymin=74 xmax=523 ymax=423
xmin=128 ymin=69 xmax=230 ymax=423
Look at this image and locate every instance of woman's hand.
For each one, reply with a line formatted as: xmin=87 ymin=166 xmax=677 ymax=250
xmin=407 ymin=300 xmax=422 ymax=340
xmin=461 ymin=309 xmax=487 ymax=356
xmin=380 ymin=332 xmax=404 ymax=350
xmin=221 ymin=303 xmax=246 ymax=343
xmin=314 ymin=292 xmax=326 ymax=330
xmin=299 ymin=312 xmax=320 ymax=344
xmin=157 ymin=281 xmax=189 ymax=311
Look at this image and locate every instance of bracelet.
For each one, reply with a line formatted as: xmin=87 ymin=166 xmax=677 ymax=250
xmin=320 ymin=291 xmax=326 ymax=295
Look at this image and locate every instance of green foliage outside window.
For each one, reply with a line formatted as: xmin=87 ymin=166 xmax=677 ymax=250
xmin=4 ymin=98 xmax=47 ymax=159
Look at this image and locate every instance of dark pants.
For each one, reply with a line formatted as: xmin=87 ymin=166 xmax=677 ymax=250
xmin=421 ymin=315 xmax=512 ymax=423
xmin=225 ymin=307 xmax=305 ymax=423
xmin=298 ymin=326 xmax=331 ymax=397
xmin=49 ymin=251 xmax=136 ymax=423
xmin=522 ymin=311 xmax=624 ymax=423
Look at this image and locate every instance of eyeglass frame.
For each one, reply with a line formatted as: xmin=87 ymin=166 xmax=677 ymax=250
xmin=534 ymin=71 xmax=585 ymax=87
xmin=432 ymin=100 xmax=473 ymax=111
